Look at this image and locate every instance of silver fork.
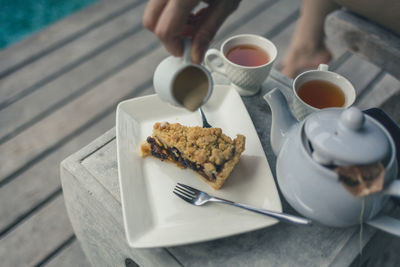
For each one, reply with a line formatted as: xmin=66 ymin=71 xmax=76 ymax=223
xmin=173 ymin=183 xmax=312 ymax=226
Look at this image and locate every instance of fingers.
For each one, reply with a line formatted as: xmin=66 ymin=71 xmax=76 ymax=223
xmin=143 ymin=0 xmax=200 ymax=57
xmin=142 ymin=0 xmax=241 ymax=62
xmin=191 ymin=0 xmax=241 ymax=63
xmin=156 ymin=0 xmax=198 ymax=56
xmin=142 ymin=0 xmax=168 ymax=31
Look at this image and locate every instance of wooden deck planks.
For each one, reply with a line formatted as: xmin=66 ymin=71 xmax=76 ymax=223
xmin=0 ymin=112 xmax=115 ymax=235
xmin=335 ymin=54 xmax=381 ymax=96
xmin=0 ymin=0 xmax=144 ymax=110
xmin=325 ymin=10 xmax=400 ymax=79
xmin=0 ymin=20 xmax=157 ymax=145
xmin=0 ymin=0 xmax=141 ymax=78
xmin=357 ymin=73 xmax=400 ymax=109
xmin=0 ymin=45 xmax=166 ymax=185
xmin=0 ymin=2 xmax=148 ymax=140
xmin=215 ymin=0 xmax=278 ymax=38
xmin=0 ymin=196 xmax=73 ymax=267
xmin=45 ymin=239 xmax=90 ymax=267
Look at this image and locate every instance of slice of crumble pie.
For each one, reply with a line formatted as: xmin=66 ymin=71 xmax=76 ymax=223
xmin=140 ymin=122 xmax=246 ymax=190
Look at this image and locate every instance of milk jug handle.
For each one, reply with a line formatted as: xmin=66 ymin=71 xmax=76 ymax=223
xmin=183 ymin=38 xmax=192 ymax=63
xmin=318 ymin=64 xmax=329 ymax=71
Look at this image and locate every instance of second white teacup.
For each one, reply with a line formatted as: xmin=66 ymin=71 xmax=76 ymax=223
xmin=292 ymin=64 xmax=356 ymax=120
xmin=205 ymin=34 xmax=277 ymax=96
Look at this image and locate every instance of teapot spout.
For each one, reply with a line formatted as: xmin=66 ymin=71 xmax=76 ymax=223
xmin=264 ymin=88 xmax=298 ymax=156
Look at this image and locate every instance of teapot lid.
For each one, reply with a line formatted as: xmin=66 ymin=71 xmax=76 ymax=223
xmin=305 ymin=107 xmax=390 ymax=166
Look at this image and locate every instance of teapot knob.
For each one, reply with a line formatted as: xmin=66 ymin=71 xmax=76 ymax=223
xmin=340 ymin=107 xmax=365 ymax=131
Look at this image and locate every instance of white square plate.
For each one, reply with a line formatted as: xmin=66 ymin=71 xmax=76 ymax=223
xmin=116 ymin=85 xmax=281 ymax=248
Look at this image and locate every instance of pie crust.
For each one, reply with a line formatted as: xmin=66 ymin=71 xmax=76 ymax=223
xmin=140 ymin=122 xmax=246 ymax=189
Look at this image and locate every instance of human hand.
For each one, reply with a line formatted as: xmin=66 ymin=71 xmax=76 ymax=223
xmin=142 ymin=0 xmax=241 ymax=64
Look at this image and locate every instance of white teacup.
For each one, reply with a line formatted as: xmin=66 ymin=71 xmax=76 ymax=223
xmin=204 ymin=34 xmax=277 ymax=96
xmin=153 ymin=39 xmax=213 ymax=111
xmin=292 ymin=64 xmax=356 ymax=120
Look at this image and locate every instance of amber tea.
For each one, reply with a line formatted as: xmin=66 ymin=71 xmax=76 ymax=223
xmin=226 ymin=44 xmax=270 ymax=67
xmin=297 ymin=80 xmax=345 ymax=109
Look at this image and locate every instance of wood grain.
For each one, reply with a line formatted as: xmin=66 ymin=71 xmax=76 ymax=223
xmin=45 ymin=239 xmax=91 ymax=267
xmin=0 ymin=0 xmax=141 ymax=78
xmin=0 ymin=196 xmax=73 ymax=266
xmin=357 ymin=73 xmax=400 ymax=110
xmin=325 ymin=10 xmax=400 ymax=78
xmin=334 ymin=54 xmax=381 ymax=96
xmin=0 ymin=28 xmax=157 ymax=143
xmin=0 ymin=112 xmax=115 ymax=235
xmin=0 ymin=46 xmax=164 ymax=184
xmin=0 ymin=1 xmax=146 ymax=110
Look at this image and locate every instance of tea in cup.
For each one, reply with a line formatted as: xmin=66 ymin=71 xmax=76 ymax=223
xmin=153 ymin=39 xmax=213 ymax=111
xmin=292 ymin=64 xmax=356 ymax=120
xmin=204 ymin=34 xmax=277 ymax=96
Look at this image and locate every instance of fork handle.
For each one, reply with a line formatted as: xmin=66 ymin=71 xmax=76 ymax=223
xmin=210 ymin=197 xmax=312 ymax=226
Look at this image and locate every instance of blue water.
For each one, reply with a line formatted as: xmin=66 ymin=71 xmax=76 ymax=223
xmin=0 ymin=0 xmax=99 ymax=49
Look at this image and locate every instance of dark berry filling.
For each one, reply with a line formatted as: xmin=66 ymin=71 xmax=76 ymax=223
xmin=147 ymin=137 xmax=216 ymax=181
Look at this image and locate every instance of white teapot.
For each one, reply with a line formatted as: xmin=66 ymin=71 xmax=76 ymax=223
xmin=264 ymin=88 xmax=400 ymax=234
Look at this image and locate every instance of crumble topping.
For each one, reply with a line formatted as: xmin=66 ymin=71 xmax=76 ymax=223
xmin=140 ymin=122 xmax=246 ymax=189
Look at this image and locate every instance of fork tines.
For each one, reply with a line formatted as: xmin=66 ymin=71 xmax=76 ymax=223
xmin=173 ymin=183 xmax=197 ymax=203
xmin=177 ymin=183 xmax=200 ymax=193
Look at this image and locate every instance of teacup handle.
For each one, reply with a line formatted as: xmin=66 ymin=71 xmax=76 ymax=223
xmin=204 ymin=49 xmax=227 ymax=75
